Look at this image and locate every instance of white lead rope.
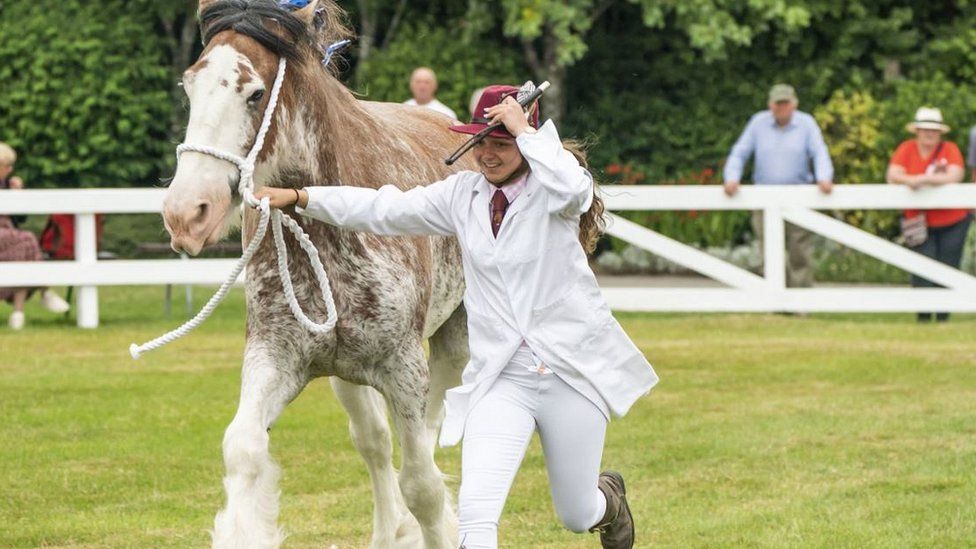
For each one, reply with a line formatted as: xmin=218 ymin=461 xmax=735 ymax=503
xmin=130 ymin=57 xmax=338 ymax=359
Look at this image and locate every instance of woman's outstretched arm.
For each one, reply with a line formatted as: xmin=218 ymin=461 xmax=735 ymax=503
xmin=253 ymin=174 xmax=461 ymax=236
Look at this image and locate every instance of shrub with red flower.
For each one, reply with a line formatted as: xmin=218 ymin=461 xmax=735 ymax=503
xmin=603 ymin=162 xmax=646 ymax=185
xmin=602 ymin=162 xmax=749 ymax=248
xmin=650 ymin=165 xmax=723 ymax=219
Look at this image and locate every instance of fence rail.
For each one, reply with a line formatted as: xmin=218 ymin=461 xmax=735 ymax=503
xmin=2 ymin=184 xmax=975 ymax=327
xmin=600 ymin=184 xmax=976 ymax=313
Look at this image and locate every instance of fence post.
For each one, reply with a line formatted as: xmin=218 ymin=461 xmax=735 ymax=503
xmin=763 ymin=205 xmax=786 ymax=294
xmin=75 ymin=213 xmax=99 ymax=328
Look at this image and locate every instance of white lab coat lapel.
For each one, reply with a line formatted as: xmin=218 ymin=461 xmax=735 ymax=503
xmin=497 ymin=174 xmax=539 ymax=238
xmin=471 ymin=173 xmax=541 ymax=245
xmin=470 ymin=179 xmax=496 ymax=243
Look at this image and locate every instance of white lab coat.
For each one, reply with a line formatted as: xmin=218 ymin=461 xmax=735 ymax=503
xmin=298 ymin=120 xmax=659 ymax=447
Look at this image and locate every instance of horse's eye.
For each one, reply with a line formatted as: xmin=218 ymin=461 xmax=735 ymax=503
xmin=247 ymin=89 xmax=265 ymax=105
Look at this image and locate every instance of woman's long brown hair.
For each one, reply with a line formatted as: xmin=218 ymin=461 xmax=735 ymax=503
xmin=563 ymin=140 xmax=606 ymax=254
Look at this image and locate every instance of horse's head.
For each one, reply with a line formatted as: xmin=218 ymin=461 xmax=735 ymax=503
xmin=163 ymin=0 xmax=328 ymax=255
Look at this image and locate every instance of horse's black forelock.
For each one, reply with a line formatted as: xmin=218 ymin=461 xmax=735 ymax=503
xmin=201 ymin=0 xmax=311 ymax=61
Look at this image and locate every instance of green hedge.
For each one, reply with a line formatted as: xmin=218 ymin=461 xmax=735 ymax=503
xmin=0 ymin=0 xmax=171 ymax=188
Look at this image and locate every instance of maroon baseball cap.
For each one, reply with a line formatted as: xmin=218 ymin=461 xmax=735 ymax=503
xmin=450 ymin=84 xmax=541 ymax=139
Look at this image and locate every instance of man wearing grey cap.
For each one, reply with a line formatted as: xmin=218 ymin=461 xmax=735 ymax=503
xmin=722 ymin=84 xmax=834 ymax=288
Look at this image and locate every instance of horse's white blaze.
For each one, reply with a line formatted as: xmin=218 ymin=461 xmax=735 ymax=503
xmin=185 ymin=46 xmax=262 ymax=161
xmin=164 ymin=45 xmax=264 ymax=254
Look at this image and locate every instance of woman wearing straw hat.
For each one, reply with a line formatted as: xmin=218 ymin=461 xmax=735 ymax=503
xmin=886 ymin=107 xmax=973 ymax=322
xmin=255 ymin=85 xmax=658 ymax=548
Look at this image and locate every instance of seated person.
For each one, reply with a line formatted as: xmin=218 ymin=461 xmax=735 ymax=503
xmin=0 ymin=142 xmax=70 ymax=330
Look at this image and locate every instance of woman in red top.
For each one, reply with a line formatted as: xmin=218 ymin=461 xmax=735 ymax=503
xmin=886 ymin=107 xmax=973 ymax=322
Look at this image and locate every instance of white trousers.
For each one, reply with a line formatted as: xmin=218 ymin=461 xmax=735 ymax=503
xmin=457 ymin=360 xmax=608 ymax=548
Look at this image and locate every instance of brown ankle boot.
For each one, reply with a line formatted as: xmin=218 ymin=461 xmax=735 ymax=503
xmin=589 ymin=471 xmax=635 ymax=548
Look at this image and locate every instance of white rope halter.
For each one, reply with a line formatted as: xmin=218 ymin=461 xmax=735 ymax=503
xmin=130 ymin=58 xmax=338 ymax=359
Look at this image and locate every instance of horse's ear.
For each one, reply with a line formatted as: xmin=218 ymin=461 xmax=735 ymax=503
xmin=292 ymin=0 xmax=322 ymax=26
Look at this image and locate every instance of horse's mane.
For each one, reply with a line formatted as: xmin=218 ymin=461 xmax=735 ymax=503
xmin=199 ymin=0 xmax=470 ymax=191
xmin=201 ymin=0 xmax=353 ymax=74
xmin=200 ymin=0 xmax=311 ymax=61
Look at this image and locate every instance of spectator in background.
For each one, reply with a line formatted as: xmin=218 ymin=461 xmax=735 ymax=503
xmin=886 ymin=107 xmax=971 ymax=322
xmin=0 ymin=143 xmax=26 ymax=228
xmin=0 ymin=142 xmax=70 ymax=330
xmin=723 ymin=84 xmax=834 ymax=288
xmin=404 ymin=67 xmax=457 ymax=120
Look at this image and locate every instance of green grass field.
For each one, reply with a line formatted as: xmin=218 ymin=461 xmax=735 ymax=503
xmin=1 ymin=286 xmax=974 ymax=548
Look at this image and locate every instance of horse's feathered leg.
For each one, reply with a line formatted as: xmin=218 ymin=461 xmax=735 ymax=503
xmin=382 ymin=342 xmax=454 ymax=549
xmin=330 ymin=378 xmax=404 ymax=548
xmin=212 ymin=341 xmax=309 ymax=549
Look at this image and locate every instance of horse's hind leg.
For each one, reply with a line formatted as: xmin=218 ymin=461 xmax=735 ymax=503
xmin=383 ymin=342 xmax=453 ymax=549
xmin=212 ymin=341 xmax=308 ymax=549
xmin=426 ymin=305 xmax=468 ymax=453
xmin=330 ymin=378 xmax=403 ymax=549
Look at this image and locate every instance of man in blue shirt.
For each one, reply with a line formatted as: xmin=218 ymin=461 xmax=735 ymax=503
xmin=722 ymin=84 xmax=834 ymax=288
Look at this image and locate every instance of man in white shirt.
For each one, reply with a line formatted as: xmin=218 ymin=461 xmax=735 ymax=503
xmin=403 ymin=66 xmax=457 ymax=120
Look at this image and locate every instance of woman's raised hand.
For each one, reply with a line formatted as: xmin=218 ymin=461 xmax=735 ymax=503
xmin=484 ymin=96 xmax=531 ymax=137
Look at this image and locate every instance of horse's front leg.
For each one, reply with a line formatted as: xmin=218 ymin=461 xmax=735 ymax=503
xmin=212 ymin=340 xmax=309 ymax=549
xmin=383 ymin=343 xmax=454 ymax=549
xmin=330 ymin=378 xmax=403 ymax=549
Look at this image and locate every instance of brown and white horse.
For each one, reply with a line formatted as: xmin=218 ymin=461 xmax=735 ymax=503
xmin=162 ymin=1 xmax=474 ymax=547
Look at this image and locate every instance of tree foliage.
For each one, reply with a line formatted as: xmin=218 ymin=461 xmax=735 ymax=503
xmin=815 ymin=90 xmax=885 ymax=186
xmin=355 ymin=21 xmax=526 ymax=121
xmin=559 ymin=1 xmax=976 ymax=179
xmin=3 ymin=0 xmax=976 ymax=226
xmin=0 ymin=0 xmax=172 ymax=187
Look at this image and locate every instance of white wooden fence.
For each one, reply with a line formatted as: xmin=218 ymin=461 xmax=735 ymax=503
xmin=601 ymin=184 xmax=976 ymax=312
xmin=1 ymin=184 xmax=975 ymax=327
xmin=0 ymin=189 xmax=235 ymax=328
